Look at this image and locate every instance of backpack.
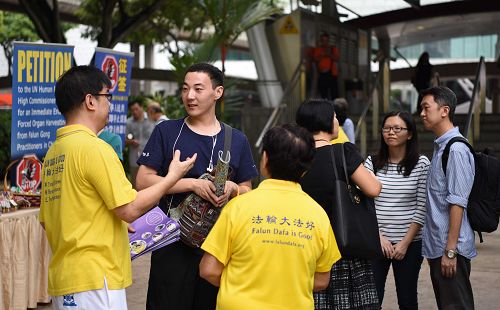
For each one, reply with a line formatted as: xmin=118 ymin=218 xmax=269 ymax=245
xmin=442 ymin=136 xmax=500 ymax=242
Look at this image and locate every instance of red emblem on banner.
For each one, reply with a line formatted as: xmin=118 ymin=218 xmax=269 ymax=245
xmin=16 ymin=155 xmax=42 ymax=192
xmin=101 ymin=56 xmax=119 ymax=91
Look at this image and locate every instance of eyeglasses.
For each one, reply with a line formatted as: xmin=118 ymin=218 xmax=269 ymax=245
xmin=382 ymin=126 xmax=408 ymax=133
xmin=91 ymin=93 xmax=113 ymax=102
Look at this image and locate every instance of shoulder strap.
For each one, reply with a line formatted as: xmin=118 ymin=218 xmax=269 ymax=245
xmin=340 ymin=144 xmax=350 ymax=184
xmin=370 ymin=155 xmax=379 ymax=174
xmin=442 ymin=136 xmax=474 ymax=174
xmin=222 ymin=123 xmax=232 ymax=162
xmin=329 ymin=144 xmax=350 ymax=185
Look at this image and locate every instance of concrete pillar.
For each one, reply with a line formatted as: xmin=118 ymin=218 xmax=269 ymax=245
xmin=144 ymin=44 xmax=155 ymax=95
xmin=495 ymin=34 xmax=500 ymax=62
xmin=491 ymin=78 xmax=500 ymax=114
xmin=130 ymin=42 xmax=141 ymax=96
xmin=378 ymin=37 xmax=391 ymax=114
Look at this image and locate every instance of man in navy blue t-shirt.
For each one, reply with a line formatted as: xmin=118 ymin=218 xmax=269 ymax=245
xmin=136 ymin=63 xmax=258 ymax=310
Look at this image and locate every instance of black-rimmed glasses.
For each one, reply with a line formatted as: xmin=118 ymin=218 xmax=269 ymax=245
xmin=382 ymin=126 xmax=408 ymax=133
xmin=91 ymin=93 xmax=113 ymax=102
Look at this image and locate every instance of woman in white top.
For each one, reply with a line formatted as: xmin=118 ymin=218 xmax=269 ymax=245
xmin=364 ymin=111 xmax=430 ymax=310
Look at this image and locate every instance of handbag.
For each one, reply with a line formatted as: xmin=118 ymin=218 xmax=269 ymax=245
xmin=172 ymin=123 xmax=232 ymax=248
xmin=329 ymin=144 xmax=383 ymax=259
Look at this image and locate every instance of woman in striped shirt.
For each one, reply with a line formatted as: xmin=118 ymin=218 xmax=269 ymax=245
xmin=364 ymin=111 xmax=430 ymax=310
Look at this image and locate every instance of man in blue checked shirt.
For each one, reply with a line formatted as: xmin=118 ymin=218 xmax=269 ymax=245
xmin=420 ymin=86 xmax=475 ymax=309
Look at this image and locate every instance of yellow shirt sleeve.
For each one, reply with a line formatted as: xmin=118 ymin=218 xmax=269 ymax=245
xmin=315 ymin=223 xmax=341 ymax=272
xmin=84 ymin=140 xmax=137 ymax=209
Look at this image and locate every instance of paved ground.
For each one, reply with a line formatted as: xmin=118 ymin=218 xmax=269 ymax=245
xmin=35 ymin=229 xmax=500 ymax=309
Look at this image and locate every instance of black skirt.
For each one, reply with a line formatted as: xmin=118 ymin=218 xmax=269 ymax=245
xmin=314 ymin=257 xmax=380 ymax=310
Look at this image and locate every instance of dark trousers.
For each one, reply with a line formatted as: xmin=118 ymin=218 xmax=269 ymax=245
xmin=318 ymin=72 xmax=338 ymax=100
xmin=372 ymin=240 xmax=423 ymax=310
xmin=428 ymin=255 xmax=474 ymax=310
xmin=146 ymin=241 xmax=218 ymax=310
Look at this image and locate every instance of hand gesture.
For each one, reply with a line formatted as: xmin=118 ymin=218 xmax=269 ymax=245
xmin=212 ymin=181 xmax=238 ymax=208
xmin=127 ymin=224 xmax=136 ymax=233
xmin=441 ymin=255 xmax=457 ymax=278
xmin=380 ymin=234 xmax=394 ymax=259
xmin=392 ymin=241 xmax=409 ymax=260
xmin=192 ymin=178 xmax=218 ymax=206
xmin=168 ymin=150 xmax=197 ymax=180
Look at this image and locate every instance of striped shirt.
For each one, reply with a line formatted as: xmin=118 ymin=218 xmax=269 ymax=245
xmin=365 ymin=155 xmax=430 ymax=243
xmin=421 ymin=127 xmax=476 ymax=260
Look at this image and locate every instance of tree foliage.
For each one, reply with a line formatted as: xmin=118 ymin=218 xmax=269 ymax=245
xmin=195 ymin=0 xmax=281 ymax=69
xmin=18 ymin=0 xmax=66 ymax=43
xmin=78 ymin=0 xmax=170 ymax=48
xmin=0 ymin=110 xmax=11 ymax=176
xmin=129 ymin=0 xmax=207 ymax=55
xmin=0 ymin=11 xmax=40 ymax=75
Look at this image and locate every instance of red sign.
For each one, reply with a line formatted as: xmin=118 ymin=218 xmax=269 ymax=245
xmin=101 ymin=56 xmax=118 ymax=91
xmin=16 ymin=155 xmax=42 ymax=192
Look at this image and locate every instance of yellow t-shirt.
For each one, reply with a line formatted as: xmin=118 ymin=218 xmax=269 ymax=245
xmin=331 ymin=126 xmax=350 ymax=144
xmin=40 ymin=125 xmax=137 ymax=296
xmin=201 ymin=179 xmax=341 ymax=310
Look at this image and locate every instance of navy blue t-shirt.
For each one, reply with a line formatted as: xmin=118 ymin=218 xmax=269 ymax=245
xmin=137 ymin=118 xmax=258 ymax=213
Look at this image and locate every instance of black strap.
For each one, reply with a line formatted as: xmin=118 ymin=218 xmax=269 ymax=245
xmin=329 ymin=144 xmax=350 ymax=186
xmin=441 ymin=136 xmax=483 ymax=242
xmin=442 ymin=136 xmax=474 ymax=174
xmin=370 ymin=155 xmax=379 ymax=174
xmin=222 ymin=123 xmax=232 ymax=161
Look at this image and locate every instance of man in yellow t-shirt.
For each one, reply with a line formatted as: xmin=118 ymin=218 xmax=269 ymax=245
xmin=200 ymin=124 xmax=341 ymax=309
xmin=40 ymin=65 xmax=196 ymax=310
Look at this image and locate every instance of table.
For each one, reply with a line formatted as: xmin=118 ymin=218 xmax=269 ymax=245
xmin=0 ymin=208 xmax=51 ymax=310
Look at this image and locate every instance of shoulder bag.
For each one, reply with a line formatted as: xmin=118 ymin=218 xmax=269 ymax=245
xmin=329 ymin=144 xmax=383 ymax=259
xmin=174 ymin=123 xmax=232 ymax=248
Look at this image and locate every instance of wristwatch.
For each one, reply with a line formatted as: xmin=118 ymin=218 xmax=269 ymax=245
xmin=445 ymin=249 xmax=458 ymax=259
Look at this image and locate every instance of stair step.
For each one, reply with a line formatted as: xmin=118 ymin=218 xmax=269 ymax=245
xmin=359 ymin=113 xmax=500 ymax=160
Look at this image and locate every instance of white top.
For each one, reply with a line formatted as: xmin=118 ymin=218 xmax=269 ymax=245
xmin=364 ymin=155 xmax=430 ymax=243
xmin=343 ymin=118 xmax=355 ymax=144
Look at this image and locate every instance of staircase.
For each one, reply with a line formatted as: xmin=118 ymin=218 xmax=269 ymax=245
xmin=361 ymin=114 xmax=500 ymax=160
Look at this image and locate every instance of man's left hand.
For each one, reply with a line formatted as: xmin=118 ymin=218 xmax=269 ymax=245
xmin=213 ymin=181 xmax=238 ymax=207
xmin=441 ymin=255 xmax=457 ymax=278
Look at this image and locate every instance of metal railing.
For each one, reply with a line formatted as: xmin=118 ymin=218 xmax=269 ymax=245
xmin=354 ymin=65 xmax=383 ymax=156
xmin=464 ymin=56 xmax=487 ymax=144
xmin=254 ymin=59 xmax=304 ymax=149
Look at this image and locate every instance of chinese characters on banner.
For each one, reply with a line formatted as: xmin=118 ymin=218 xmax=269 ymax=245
xmin=94 ymin=48 xmax=134 ymax=147
xmin=11 ymin=42 xmax=74 ymax=159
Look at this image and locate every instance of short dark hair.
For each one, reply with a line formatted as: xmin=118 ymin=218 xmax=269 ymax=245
xmin=333 ymin=98 xmax=349 ymax=126
xmin=374 ymin=111 xmax=420 ymax=177
xmin=185 ymin=63 xmax=224 ymax=89
xmin=421 ymin=86 xmax=457 ymax=122
xmin=55 ymin=65 xmax=111 ymax=117
xmin=296 ymin=98 xmax=335 ymax=134
xmin=262 ymin=124 xmax=315 ymax=182
xmin=128 ymin=101 xmax=143 ymax=109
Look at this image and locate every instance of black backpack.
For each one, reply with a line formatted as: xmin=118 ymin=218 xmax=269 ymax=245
xmin=442 ymin=136 xmax=500 ymax=242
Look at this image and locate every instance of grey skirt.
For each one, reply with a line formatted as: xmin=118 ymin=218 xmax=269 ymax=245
xmin=314 ymin=257 xmax=380 ymax=310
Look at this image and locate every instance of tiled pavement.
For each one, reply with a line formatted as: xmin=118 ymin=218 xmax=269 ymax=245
xmin=35 ymin=229 xmax=500 ymax=309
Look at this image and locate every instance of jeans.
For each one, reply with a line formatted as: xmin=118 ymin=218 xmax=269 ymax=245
xmin=372 ymin=240 xmax=423 ymax=310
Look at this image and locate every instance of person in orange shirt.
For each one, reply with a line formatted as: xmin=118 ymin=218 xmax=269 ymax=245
xmin=311 ymin=33 xmax=340 ymax=100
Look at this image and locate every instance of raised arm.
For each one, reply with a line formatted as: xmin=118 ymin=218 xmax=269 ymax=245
xmin=113 ymin=150 xmax=196 ymax=223
xmin=350 ymin=163 xmax=382 ymax=198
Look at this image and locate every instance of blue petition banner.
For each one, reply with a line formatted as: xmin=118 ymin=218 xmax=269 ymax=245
xmin=11 ymin=42 xmax=73 ymax=159
xmin=94 ymin=48 xmax=134 ymax=147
